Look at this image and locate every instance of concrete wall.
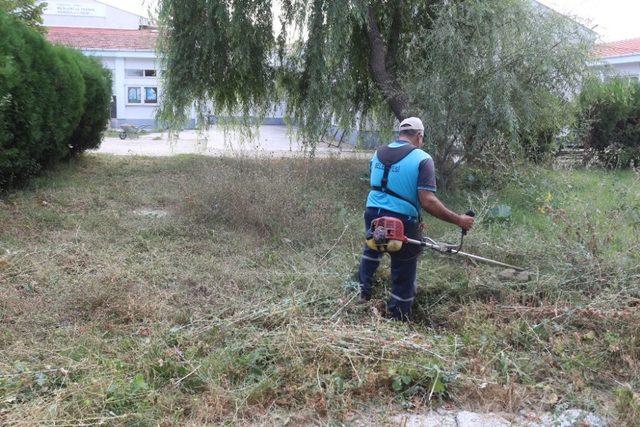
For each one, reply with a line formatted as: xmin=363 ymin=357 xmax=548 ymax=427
xmin=40 ymin=0 xmax=148 ymax=29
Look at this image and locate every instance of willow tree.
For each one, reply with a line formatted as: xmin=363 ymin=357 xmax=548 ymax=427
xmin=157 ymin=0 xmax=592 ymax=181
xmin=157 ymin=0 xmax=418 ymax=135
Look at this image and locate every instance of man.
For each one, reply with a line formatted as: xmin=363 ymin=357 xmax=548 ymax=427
xmin=359 ymin=117 xmax=475 ymax=321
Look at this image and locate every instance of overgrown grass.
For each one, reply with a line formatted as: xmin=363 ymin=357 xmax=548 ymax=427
xmin=1 ymin=155 xmax=638 ymax=425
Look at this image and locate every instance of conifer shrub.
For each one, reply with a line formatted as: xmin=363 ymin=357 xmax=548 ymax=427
xmin=68 ymin=52 xmax=112 ymax=155
xmin=44 ymin=45 xmax=86 ymax=162
xmin=0 ymin=10 xmax=111 ymax=188
xmin=0 ymin=9 xmax=42 ymax=186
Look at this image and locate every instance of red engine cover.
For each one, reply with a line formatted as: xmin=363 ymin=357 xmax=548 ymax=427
xmin=370 ymin=216 xmax=405 ymax=241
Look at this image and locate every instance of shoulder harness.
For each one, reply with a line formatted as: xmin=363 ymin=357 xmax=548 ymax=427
xmin=371 ymin=144 xmax=421 ymax=220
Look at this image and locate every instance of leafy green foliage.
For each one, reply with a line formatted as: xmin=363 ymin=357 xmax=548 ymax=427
xmin=388 ymin=363 xmax=447 ymax=400
xmin=156 ymin=0 xmax=276 ymax=127
xmin=403 ymin=0 xmax=591 ymax=186
xmin=0 ymin=0 xmax=46 ymax=32
xmin=0 ymin=10 xmax=111 ymax=189
xmin=156 ymin=0 xmax=444 ymax=142
xmin=158 ymin=0 xmax=591 ymax=174
xmin=47 ymin=45 xmax=86 ymax=160
xmin=577 ymin=77 xmax=640 ymax=168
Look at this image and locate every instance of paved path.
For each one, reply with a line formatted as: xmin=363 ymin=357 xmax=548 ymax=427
xmin=95 ymin=125 xmax=369 ymax=158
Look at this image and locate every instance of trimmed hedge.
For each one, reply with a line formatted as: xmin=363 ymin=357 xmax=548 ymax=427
xmin=68 ymin=50 xmax=112 ymax=155
xmin=0 ymin=10 xmax=111 ymax=188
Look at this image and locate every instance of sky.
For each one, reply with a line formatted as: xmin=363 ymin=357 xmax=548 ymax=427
xmin=101 ymin=0 xmax=640 ymax=43
xmin=537 ymin=0 xmax=640 ymax=42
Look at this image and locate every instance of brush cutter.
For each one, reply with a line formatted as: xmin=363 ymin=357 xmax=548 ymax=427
xmin=365 ymin=211 xmax=526 ymax=271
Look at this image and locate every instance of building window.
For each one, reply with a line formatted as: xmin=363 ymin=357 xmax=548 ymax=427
xmin=144 ymin=87 xmax=158 ymax=104
xmin=127 ymin=87 xmax=141 ymax=104
xmin=127 ymin=86 xmax=158 ymax=105
xmin=125 ymin=69 xmax=143 ymax=77
xmin=126 ymin=69 xmax=157 ymax=78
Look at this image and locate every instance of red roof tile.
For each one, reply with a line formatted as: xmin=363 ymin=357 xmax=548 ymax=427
xmin=46 ymin=27 xmax=157 ymax=51
xmin=595 ymin=37 xmax=640 ymax=59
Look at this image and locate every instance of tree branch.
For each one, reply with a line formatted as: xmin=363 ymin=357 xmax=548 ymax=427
xmin=366 ymin=5 xmax=407 ymax=121
xmin=385 ymin=3 xmax=401 ymax=74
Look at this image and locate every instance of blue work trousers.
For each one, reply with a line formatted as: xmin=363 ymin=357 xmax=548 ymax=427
xmin=358 ymin=207 xmax=423 ymax=321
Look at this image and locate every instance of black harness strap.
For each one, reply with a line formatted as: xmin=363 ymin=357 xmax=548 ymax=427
xmin=371 ymin=145 xmax=422 ymax=220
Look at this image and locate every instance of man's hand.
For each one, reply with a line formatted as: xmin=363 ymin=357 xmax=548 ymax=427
xmin=457 ymin=214 xmax=475 ymax=231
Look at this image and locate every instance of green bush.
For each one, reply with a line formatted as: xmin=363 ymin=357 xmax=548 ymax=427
xmin=0 ymin=10 xmax=111 ymax=189
xmin=578 ymin=77 xmax=640 ymax=168
xmin=68 ymin=52 xmax=112 ymax=155
xmin=45 ymin=45 xmax=86 ymax=162
xmin=518 ymin=94 xmax=571 ymax=163
xmin=520 ymin=126 xmax=560 ymax=163
xmin=0 ymin=9 xmax=41 ymax=186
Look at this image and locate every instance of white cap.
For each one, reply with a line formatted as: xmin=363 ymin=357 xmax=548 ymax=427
xmin=398 ymin=117 xmax=424 ymax=133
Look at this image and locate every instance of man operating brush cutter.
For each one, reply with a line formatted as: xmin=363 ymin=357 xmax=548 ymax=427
xmin=358 ymin=117 xmax=475 ymax=321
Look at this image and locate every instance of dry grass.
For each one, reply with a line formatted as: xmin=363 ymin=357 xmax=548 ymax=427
xmin=0 ymin=154 xmax=639 ymax=425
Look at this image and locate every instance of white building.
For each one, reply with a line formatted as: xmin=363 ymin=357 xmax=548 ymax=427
xmin=41 ymin=0 xmax=287 ymax=129
xmin=41 ymin=0 xmax=197 ymax=129
xmin=593 ymin=38 xmax=640 ymax=83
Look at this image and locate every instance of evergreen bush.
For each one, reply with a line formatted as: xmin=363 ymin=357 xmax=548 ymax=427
xmin=0 ymin=9 xmax=41 ymax=186
xmin=45 ymin=45 xmax=86 ymax=163
xmin=68 ymin=52 xmax=112 ymax=155
xmin=0 ymin=10 xmax=111 ymax=188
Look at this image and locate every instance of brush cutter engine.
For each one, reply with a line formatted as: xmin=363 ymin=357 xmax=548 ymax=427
xmin=366 ymin=217 xmax=407 ymax=253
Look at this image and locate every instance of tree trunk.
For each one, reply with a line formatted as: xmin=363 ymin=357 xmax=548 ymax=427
xmin=366 ymin=6 xmax=408 ymax=121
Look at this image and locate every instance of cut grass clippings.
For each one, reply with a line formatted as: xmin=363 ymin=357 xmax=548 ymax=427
xmin=0 ymin=154 xmax=639 ymax=425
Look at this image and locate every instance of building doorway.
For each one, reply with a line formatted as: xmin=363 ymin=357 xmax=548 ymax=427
xmin=110 ymin=96 xmax=117 ymax=119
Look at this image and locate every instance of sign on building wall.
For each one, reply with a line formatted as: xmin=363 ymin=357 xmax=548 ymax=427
xmin=45 ymin=2 xmax=107 ymax=17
